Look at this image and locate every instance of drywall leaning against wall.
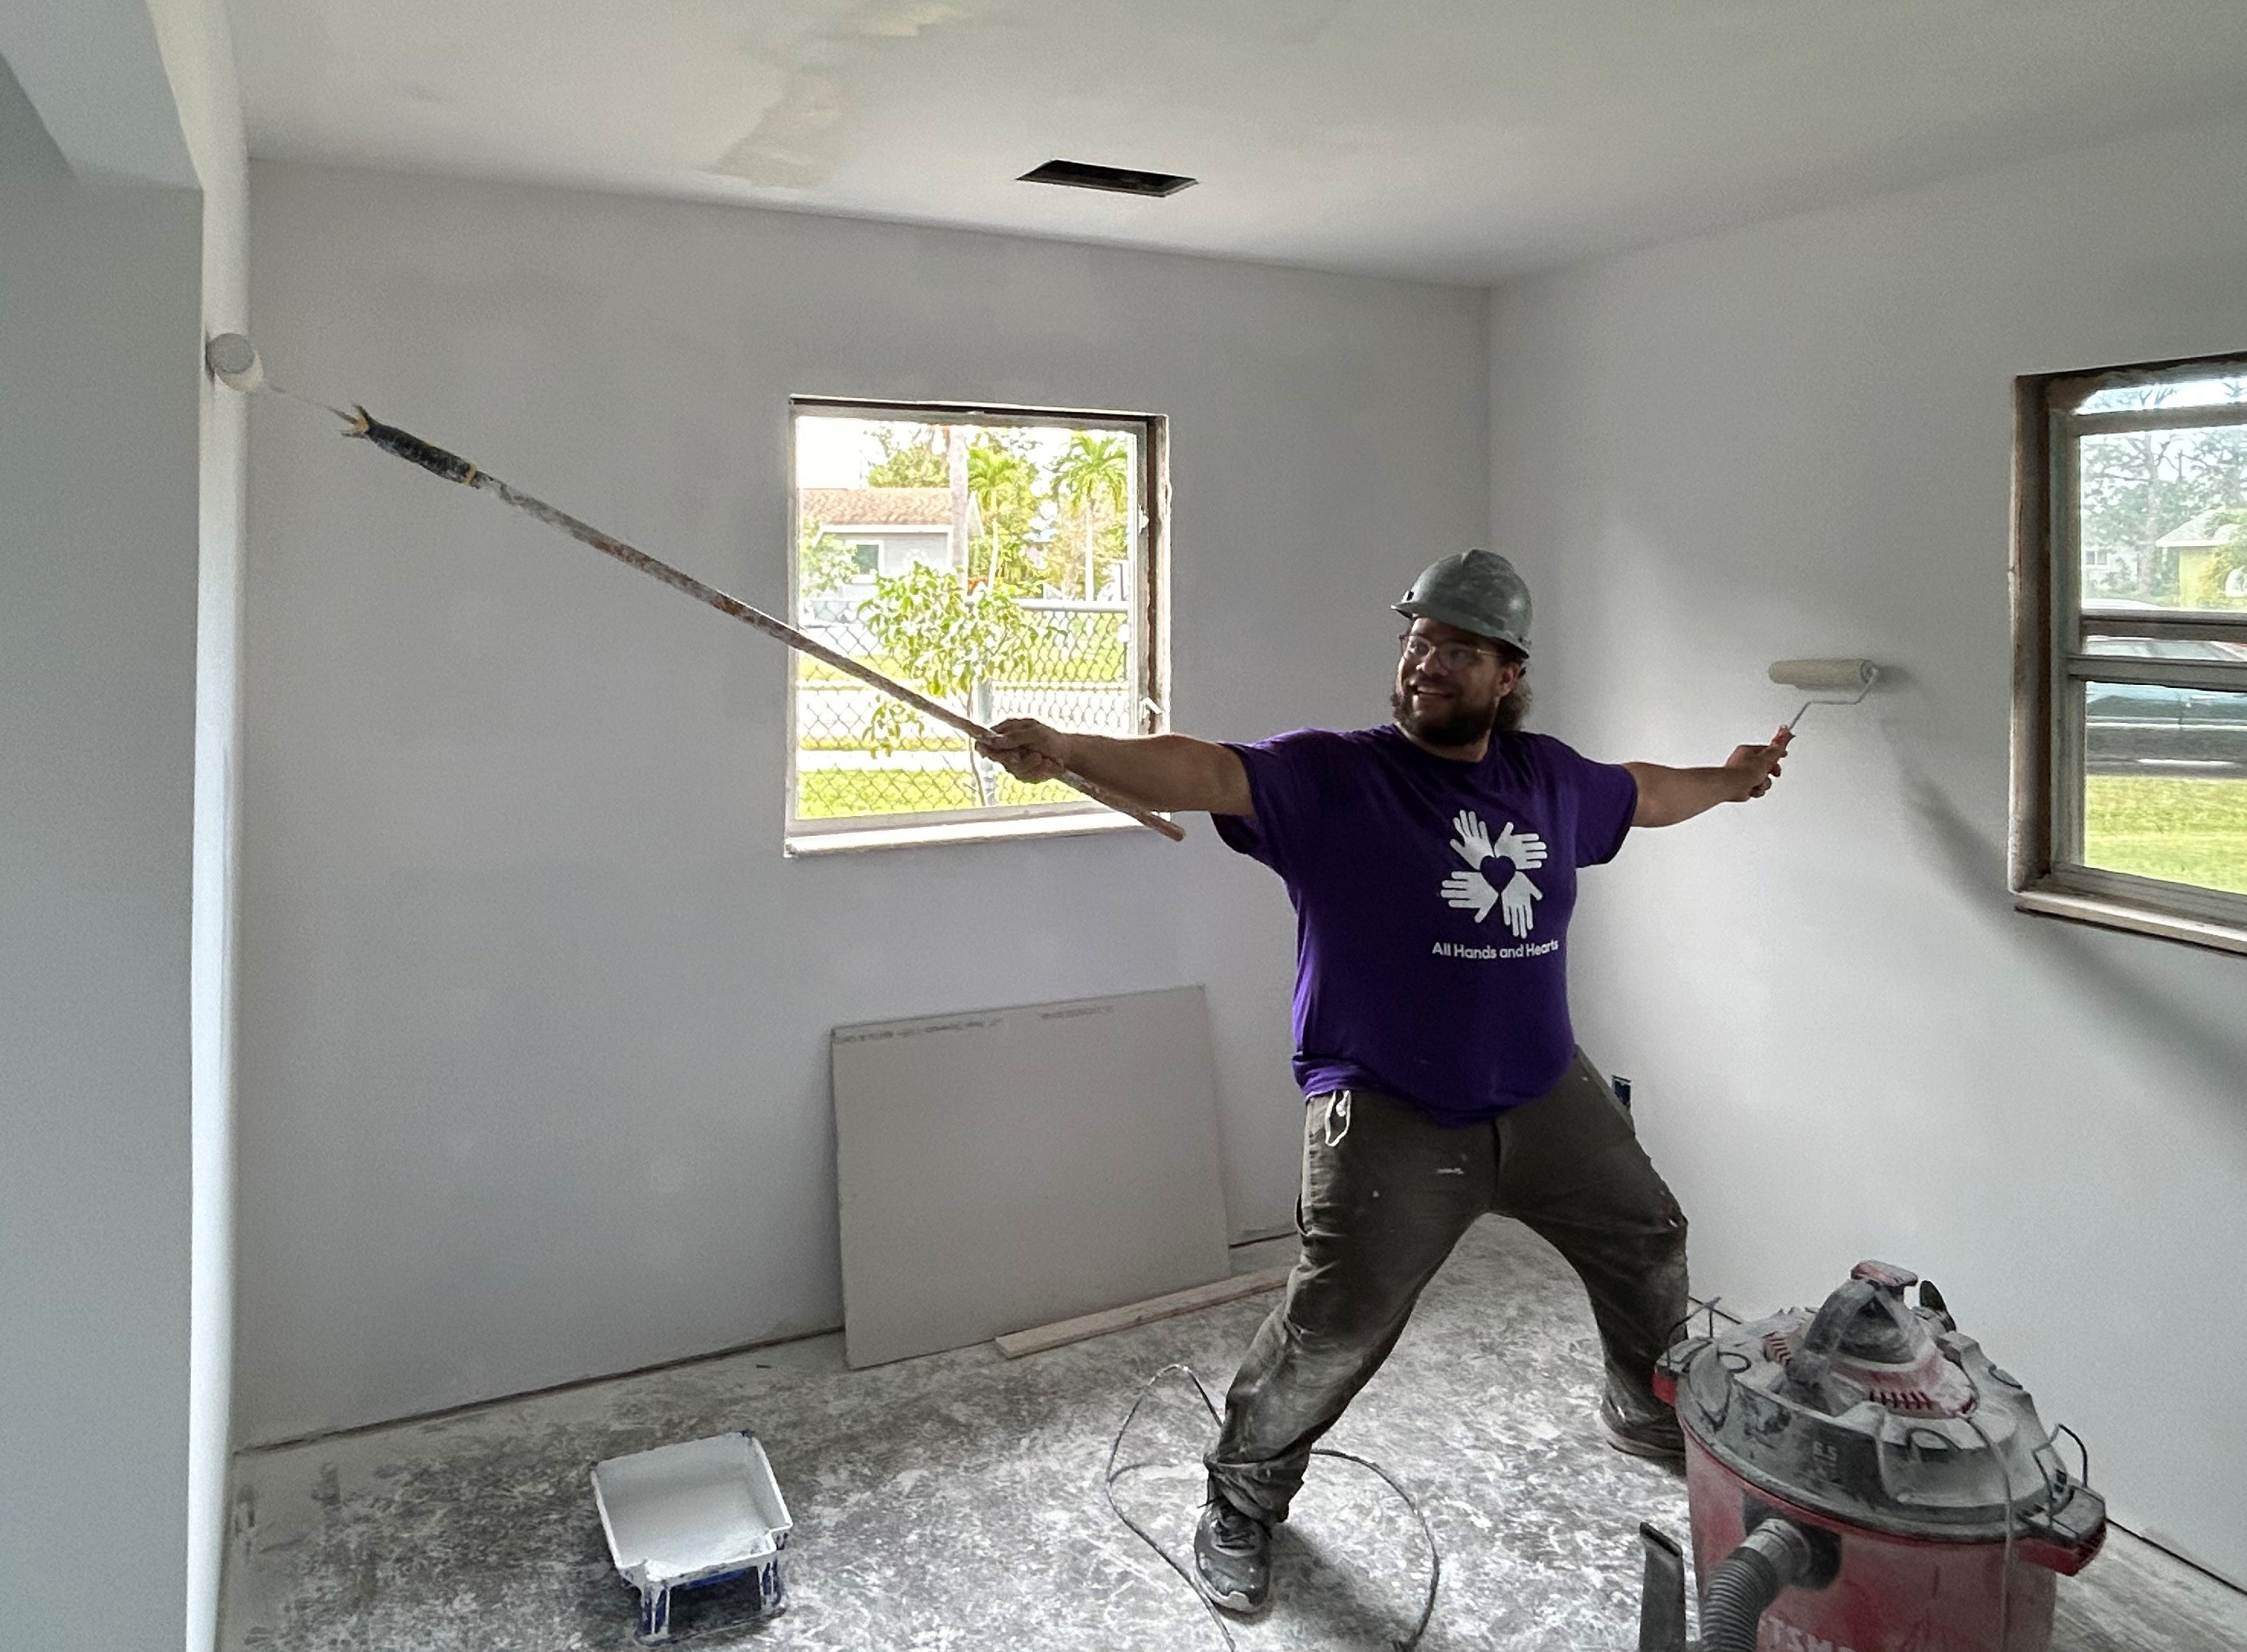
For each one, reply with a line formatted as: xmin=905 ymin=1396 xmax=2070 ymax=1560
xmin=832 ymin=985 xmax=1231 ymax=1368
xmin=237 ymin=161 xmax=1489 ymax=1443
xmin=1488 ymin=113 xmax=2247 ymax=1586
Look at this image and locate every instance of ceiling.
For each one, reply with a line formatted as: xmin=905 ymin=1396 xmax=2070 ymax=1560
xmin=223 ymin=0 xmax=2247 ymax=284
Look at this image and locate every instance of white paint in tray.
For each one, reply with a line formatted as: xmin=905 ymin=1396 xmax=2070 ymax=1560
xmin=591 ymin=1430 xmax=792 ymax=1642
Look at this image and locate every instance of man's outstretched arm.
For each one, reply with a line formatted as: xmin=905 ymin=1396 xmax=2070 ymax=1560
xmin=1624 ymin=727 xmax=1792 ymax=828
xmin=978 ymin=718 xmax=1254 ymax=816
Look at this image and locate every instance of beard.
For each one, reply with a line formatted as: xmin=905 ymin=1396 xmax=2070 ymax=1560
xmin=1391 ymin=683 xmax=1503 ymax=749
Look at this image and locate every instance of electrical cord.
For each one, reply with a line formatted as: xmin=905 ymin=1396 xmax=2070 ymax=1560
xmin=1960 ymin=1408 xmax=2016 ymax=1652
xmin=1103 ymin=1364 xmax=1442 ymax=1652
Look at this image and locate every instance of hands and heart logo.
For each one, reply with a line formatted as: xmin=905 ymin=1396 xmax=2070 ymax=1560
xmin=1440 ymin=810 xmax=1547 ymax=940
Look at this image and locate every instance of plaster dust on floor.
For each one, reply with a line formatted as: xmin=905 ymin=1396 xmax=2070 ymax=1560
xmin=217 ymin=1219 xmax=2247 ymax=1652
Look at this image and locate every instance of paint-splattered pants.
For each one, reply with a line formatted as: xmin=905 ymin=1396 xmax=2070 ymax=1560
xmin=1204 ymin=1049 xmax=1689 ymax=1524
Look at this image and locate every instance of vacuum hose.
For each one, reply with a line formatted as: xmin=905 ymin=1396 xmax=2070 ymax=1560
xmin=1700 ymin=1519 xmax=1818 ymax=1652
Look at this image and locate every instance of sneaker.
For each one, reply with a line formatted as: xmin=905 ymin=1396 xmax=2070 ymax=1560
xmin=1194 ymin=1489 xmax=1273 ymax=1614
xmin=1599 ymin=1394 xmax=1686 ymax=1464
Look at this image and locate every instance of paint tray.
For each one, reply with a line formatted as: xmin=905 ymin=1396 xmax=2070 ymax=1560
xmin=591 ymin=1429 xmax=792 ymax=1644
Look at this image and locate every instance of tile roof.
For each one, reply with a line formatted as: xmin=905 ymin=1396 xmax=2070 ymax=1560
xmin=802 ymin=487 xmax=958 ymax=528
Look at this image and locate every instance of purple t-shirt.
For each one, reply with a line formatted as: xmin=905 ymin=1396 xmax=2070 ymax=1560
xmin=1214 ymin=725 xmax=1638 ymax=1125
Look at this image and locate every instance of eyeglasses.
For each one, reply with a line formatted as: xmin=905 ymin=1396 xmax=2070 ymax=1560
xmin=1399 ymin=633 xmax=1500 ymax=672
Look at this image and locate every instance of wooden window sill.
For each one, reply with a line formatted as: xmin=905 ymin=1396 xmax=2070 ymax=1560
xmin=2014 ymin=887 xmax=2247 ymax=959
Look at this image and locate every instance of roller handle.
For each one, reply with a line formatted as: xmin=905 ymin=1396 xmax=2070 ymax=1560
xmin=342 ymin=409 xmax=1185 ymax=843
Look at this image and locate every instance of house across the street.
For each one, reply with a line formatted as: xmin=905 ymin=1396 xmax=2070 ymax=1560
xmin=2156 ymin=508 xmax=2247 ymax=607
xmin=800 ymin=487 xmax=982 ymax=590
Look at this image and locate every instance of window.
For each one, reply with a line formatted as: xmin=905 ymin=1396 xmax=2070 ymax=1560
xmin=2013 ymin=354 xmax=2247 ymax=953
xmin=786 ymin=398 xmax=1169 ymax=852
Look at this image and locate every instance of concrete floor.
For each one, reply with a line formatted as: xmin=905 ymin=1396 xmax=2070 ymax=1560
xmin=221 ymin=1219 xmax=2247 ymax=1651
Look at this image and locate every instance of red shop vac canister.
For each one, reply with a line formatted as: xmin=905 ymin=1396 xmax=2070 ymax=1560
xmin=1637 ymin=1260 xmax=2105 ymax=1652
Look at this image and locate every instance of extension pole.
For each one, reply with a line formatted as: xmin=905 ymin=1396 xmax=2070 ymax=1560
xmin=336 ymin=403 xmax=1185 ymax=843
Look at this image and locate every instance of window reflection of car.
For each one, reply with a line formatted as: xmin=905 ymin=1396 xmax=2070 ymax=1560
xmin=2085 ymin=682 xmax=2247 ymax=768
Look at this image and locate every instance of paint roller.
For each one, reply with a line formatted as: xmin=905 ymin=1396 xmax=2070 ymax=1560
xmin=1769 ymin=657 xmax=1880 ymax=730
xmin=203 ymin=333 xmax=1184 ymax=843
xmin=205 ymin=331 xmax=263 ymax=392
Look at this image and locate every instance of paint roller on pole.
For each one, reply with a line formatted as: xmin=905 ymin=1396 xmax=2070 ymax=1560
xmin=204 ymin=334 xmax=1184 ymax=843
xmin=1770 ymin=658 xmax=1880 ymax=730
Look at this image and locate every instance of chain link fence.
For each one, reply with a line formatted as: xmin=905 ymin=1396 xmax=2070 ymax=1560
xmin=792 ymin=599 xmax=1140 ymax=823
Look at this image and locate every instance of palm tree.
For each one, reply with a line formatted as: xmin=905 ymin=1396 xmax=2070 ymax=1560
xmin=1052 ymin=433 xmax=1130 ymax=599
xmin=966 ymin=439 xmax=1036 ymax=589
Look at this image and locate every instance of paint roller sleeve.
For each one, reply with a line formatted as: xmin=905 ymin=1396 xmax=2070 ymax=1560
xmin=1769 ymin=659 xmax=1881 ymax=730
xmin=1767 ymin=659 xmax=1878 ymax=691
xmin=204 ymin=333 xmax=262 ymax=393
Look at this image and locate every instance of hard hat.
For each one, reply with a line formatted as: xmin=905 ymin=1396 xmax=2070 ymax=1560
xmin=1392 ymin=548 xmax=1531 ymax=655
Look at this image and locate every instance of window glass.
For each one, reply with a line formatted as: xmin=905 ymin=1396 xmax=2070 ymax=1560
xmin=2079 ymin=682 xmax=2247 ymax=895
xmin=2075 ymin=374 xmax=2247 ymax=414
xmin=2027 ymin=355 xmax=2247 ymax=942
xmin=791 ymin=409 xmax=1152 ymax=833
xmin=2077 ymin=428 xmax=2247 ymax=610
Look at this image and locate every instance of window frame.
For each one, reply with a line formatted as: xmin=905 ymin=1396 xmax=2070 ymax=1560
xmin=784 ymin=395 xmax=1171 ymax=854
xmin=2011 ymin=352 xmax=2247 ymax=956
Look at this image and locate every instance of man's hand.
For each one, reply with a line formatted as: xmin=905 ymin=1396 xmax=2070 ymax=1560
xmin=1625 ymin=727 xmax=1793 ymax=828
xmin=976 ymin=718 xmax=1073 ymax=784
xmin=1500 ymin=869 xmax=1542 ymax=939
xmin=1721 ymin=726 xmax=1792 ymax=802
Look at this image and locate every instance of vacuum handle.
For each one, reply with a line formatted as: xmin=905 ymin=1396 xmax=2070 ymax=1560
xmin=1781 ymin=1278 xmax=1881 ymax=1404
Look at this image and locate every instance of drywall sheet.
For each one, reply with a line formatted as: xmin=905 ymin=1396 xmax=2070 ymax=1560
xmin=832 ymin=985 xmax=1230 ymax=1368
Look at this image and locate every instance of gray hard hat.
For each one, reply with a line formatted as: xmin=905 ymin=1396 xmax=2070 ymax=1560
xmin=1393 ymin=548 xmax=1531 ymax=655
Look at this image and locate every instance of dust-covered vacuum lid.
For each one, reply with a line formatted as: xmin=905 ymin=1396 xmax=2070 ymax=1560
xmin=1657 ymin=1261 xmax=2104 ymax=1562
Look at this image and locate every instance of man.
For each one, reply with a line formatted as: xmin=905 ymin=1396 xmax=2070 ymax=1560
xmin=978 ymin=548 xmax=1789 ymax=1614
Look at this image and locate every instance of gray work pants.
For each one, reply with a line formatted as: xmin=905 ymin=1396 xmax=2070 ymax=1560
xmin=1204 ymin=1050 xmax=1689 ymax=1524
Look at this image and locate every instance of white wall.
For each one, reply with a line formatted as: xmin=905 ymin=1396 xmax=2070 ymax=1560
xmin=238 ymin=162 xmax=1488 ymax=1443
xmin=5 ymin=5 xmax=247 ymax=1638
xmin=0 ymin=46 xmax=205 ymax=1651
xmin=1491 ymin=114 xmax=2247 ymax=1585
xmin=143 ymin=0 xmax=251 ymax=1639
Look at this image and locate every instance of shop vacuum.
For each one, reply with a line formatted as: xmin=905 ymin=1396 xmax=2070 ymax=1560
xmin=1635 ymin=1261 xmax=2107 ymax=1652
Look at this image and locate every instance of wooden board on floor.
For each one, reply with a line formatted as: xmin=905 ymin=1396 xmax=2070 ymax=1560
xmin=995 ymin=1262 xmax=1293 ymax=1359
xmin=831 ymin=985 xmax=1233 ymax=1368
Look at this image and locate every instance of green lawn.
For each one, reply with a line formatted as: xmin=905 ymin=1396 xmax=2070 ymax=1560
xmin=796 ymin=767 xmax=1078 ymax=820
xmin=2083 ymin=774 xmax=2247 ymax=895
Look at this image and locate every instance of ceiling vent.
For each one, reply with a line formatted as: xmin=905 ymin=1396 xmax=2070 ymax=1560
xmin=1018 ymin=159 xmax=1197 ymax=198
